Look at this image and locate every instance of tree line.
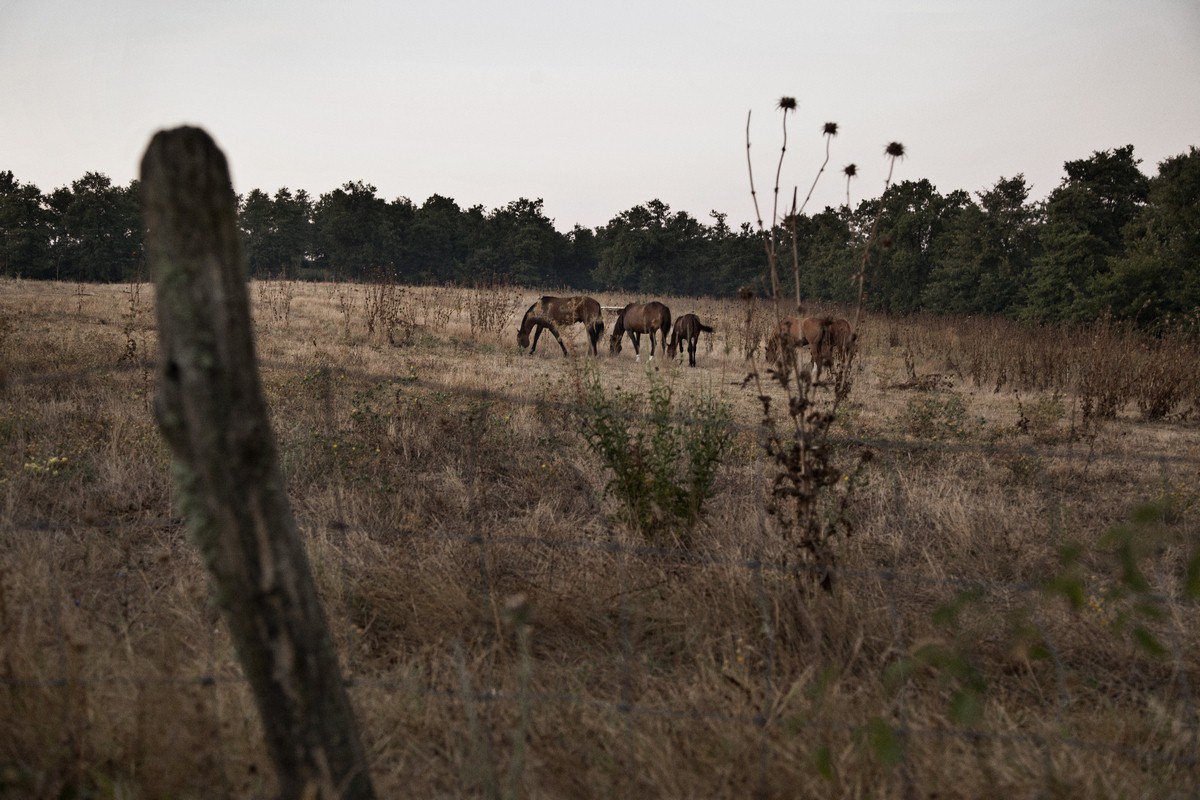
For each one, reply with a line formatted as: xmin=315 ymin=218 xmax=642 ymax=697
xmin=1 ymin=144 xmax=1196 ymax=327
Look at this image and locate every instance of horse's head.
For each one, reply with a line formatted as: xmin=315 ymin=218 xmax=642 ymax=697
xmin=516 ymin=329 xmax=530 ymax=350
xmin=609 ymin=332 xmax=623 ymax=355
xmin=667 ymin=339 xmax=678 ymax=360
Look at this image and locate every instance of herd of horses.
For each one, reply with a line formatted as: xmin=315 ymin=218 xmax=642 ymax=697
xmin=516 ymin=295 xmax=855 ymax=379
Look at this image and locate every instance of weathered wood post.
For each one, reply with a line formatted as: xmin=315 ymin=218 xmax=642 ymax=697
xmin=140 ymin=126 xmax=375 ymax=800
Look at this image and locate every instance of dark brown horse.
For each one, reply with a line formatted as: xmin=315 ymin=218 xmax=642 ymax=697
xmin=610 ymin=301 xmax=672 ymax=360
xmin=666 ymin=313 xmax=714 ymax=367
xmin=517 ymin=295 xmax=605 ymax=356
xmin=765 ymin=315 xmax=838 ymax=383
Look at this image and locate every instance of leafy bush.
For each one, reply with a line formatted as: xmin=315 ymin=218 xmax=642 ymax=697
xmin=898 ymin=393 xmax=975 ymax=440
xmin=575 ymin=367 xmax=732 ymax=544
xmin=1013 ymin=390 xmax=1069 ymax=444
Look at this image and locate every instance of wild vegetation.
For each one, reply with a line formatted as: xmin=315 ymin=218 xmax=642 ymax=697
xmin=2 ymin=277 xmax=1198 ymax=798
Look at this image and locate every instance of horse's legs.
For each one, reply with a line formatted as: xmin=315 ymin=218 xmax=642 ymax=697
xmin=529 ymin=325 xmax=544 ymax=354
xmin=688 ymin=335 xmax=697 ymax=367
xmin=630 ymin=332 xmax=642 ymax=361
xmin=546 ymin=324 xmax=568 ymax=356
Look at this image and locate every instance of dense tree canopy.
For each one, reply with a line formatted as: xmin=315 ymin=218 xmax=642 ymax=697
xmin=1022 ymin=145 xmax=1151 ymax=322
xmin=922 ymin=176 xmax=1040 ymax=315
xmin=1093 ymin=146 xmax=1200 ymax=326
xmin=2 ymin=144 xmax=1197 ymax=328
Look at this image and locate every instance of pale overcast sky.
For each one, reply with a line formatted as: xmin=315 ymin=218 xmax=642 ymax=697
xmin=2 ymin=0 xmax=1198 ymax=231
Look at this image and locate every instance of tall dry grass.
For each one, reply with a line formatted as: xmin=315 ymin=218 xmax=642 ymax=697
xmin=1 ymin=277 xmax=1198 ymax=798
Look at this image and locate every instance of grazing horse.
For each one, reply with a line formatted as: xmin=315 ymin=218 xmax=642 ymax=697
xmin=828 ymin=318 xmax=856 ymax=366
xmin=610 ymin=301 xmax=672 ymax=360
xmin=517 ymin=295 xmax=605 ymax=356
xmin=765 ymin=315 xmax=837 ymax=383
xmin=666 ymin=313 xmax=714 ymax=367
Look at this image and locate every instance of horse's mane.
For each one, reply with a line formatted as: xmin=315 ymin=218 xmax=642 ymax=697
xmin=518 ymin=300 xmax=541 ymax=334
xmin=611 ymin=305 xmax=631 ymax=336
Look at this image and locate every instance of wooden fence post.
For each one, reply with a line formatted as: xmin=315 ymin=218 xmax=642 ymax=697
xmin=140 ymin=126 xmax=376 ymax=800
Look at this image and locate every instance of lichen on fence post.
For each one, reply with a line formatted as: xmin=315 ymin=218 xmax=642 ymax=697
xmin=140 ymin=126 xmax=375 ymax=800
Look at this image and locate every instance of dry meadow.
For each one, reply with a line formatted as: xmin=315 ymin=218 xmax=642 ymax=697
xmin=1 ymin=277 xmax=1198 ymax=798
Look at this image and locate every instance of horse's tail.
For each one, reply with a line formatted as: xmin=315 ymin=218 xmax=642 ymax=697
xmin=698 ymin=322 xmax=714 ymax=334
xmin=661 ymin=307 xmax=672 ymax=338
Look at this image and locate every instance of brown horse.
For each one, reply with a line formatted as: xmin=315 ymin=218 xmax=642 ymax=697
xmin=610 ymin=301 xmax=672 ymax=360
xmin=828 ymin=318 xmax=856 ymax=366
xmin=666 ymin=313 xmax=714 ymax=367
xmin=765 ymin=315 xmax=837 ymax=383
xmin=517 ymin=295 xmax=605 ymax=356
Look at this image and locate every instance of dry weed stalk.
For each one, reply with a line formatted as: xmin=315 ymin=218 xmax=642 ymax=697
xmin=334 ymin=284 xmax=357 ymax=341
xmin=419 ymin=284 xmax=458 ymax=329
xmin=947 ymin=311 xmax=1200 ymax=423
xmin=468 ymin=274 xmax=521 ymax=337
xmin=117 ymin=279 xmax=154 ymax=407
xmin=784 ymin=121 xmax=840 ymax=312
xmin=734 ymin=287 xmax=773 ymax=361
xmin=745 ymin=98 xmax=903 ymax=588
xmin=1132 ymin=323 xmax=1200 ymax=420
xmin=843 ymin=163 xmax=858 ymax=210
xmin=363 ymin=268 xmax=418 ymax=346
xmin=256 ymin=276 xmax=297 ymax=330
xmin=0 ymin=309 xmax=11 ymax=393
xmin=117 ymin=281 xmax=142 ymax=366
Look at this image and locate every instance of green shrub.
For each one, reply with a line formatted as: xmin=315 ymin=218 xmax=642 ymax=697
xmin=576 ymin=367 xmax=732 ymax=544
xmin=898 ymin=393 xmax=975 ymax=440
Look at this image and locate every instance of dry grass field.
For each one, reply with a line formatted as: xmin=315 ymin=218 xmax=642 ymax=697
xmin=1 ymin=276 xmax=1198 ymax=798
